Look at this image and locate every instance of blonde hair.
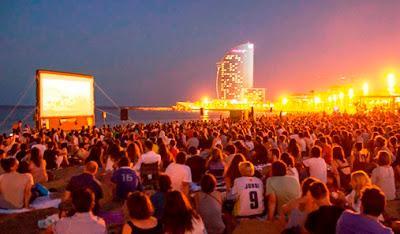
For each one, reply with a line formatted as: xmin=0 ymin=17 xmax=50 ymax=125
xmin=238 ymin=161 xmax=255 ymax=177
xmin=350 ymin=170 xmax=371 ymax=193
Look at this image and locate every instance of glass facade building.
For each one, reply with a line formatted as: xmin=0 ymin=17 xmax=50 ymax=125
xmin=216 ymin=43 xmax=254 ymax=100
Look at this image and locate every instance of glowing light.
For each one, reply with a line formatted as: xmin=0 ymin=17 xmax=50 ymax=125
xmin=282 ymin=97 xmax=288 ymax=105
xmin=328 ymin=96 xmax=332 ymax=102
xmin=314 ymin=96 xmax=321 ymax=104
xmin=247 ymin=43 xmax=254 ymax=49
xmin=362 ymin=82 xmax=369 ymax=96
xmin=202 ymin=96 xmax=209 ymax=104
xmin=339 ymin=92 xmax=344 ymax=100
xmin=387 ymin=73 xmax=396 ymax=95
xmin=332 ymin=95 xmax=337 ymax=102
xmin=348 ymin=88 xmax=354 ymax=99
xmin=231 ymin=99 xmax=238 ymax=104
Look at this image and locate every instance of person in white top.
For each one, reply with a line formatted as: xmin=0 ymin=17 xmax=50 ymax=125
xmin=134 ymin=140 xmax=161 ymax=171
xmin=371 ymin=150 xmax=396 ymax=200
xmin=231 ymin=161 xmax=264 ymax=217
xmin=53 ymin=189 xmax=106 ymax=234
xmin=187 ymin=132 xmax=200 ymax=150
xmin=165 ymin=152 xmax=192 ymax=195
xmin=303 ymin=146 xmax=327 ymax=183
xmin=31 ymin=137 xmax=47 ymax=157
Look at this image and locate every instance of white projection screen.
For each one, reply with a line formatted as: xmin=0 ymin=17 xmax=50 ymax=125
xmin=38 ymin=71 xmax=94 ymax=117
xmin=36 ymin=70 xmax=95 ymax=129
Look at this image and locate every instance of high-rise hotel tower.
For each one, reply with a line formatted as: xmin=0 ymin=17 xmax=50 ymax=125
xmin=216 ymin=42 xmax=254 ymax=100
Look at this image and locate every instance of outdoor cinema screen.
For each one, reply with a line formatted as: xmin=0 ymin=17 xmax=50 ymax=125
xmin=38 ymin=71 xmax=94 ymax=118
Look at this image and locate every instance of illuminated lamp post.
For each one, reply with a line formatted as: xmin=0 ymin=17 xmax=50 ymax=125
xmin=387 ymin=73 xmax=396 ymax=95
xmin=362 ymin=82 xmax=369 ymax=96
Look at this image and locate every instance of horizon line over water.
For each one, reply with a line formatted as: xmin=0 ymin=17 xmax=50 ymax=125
xmin=0 ymin=106 xmax=227 ymax=133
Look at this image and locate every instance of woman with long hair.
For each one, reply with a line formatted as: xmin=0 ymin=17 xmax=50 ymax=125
xmin=331 ymin=145 xmax=351 ymax=190
xmin=158 ymin=142 xmax=174 ymax=171
xmin=288 ymin=138 xmax=301 ymax=160
xmin=163 ymin=191 xmax=206 ymax=234
xmin=29 ymin=147 xmax=48 ymax=183
xmin=224 ymin=153 xmax=246 ymax=190
xmin=206 ymin=148 xmax=226 ymax=192
xmin=346 ymin=170 xmax=371 ymax=212
xmin=126 ymin=142 xmax=141 ymax=165
xmin=122 ymin=191 xmax=162 ymax=234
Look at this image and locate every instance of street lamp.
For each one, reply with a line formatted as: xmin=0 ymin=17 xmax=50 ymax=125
xmin=387 ymin=73 xmax=396 ymax=95
xmin=362 ymin=82 xmax=369 ymax=96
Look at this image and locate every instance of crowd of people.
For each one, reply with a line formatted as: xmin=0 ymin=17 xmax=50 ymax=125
xmin=0 ymin=111 xmax=400 ymax=233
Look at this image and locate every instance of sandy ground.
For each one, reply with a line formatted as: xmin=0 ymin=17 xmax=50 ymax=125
xmin=0 ymin=166 xmax=398 ymax=234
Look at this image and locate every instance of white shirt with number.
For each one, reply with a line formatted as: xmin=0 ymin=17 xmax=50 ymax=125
xmin=231 ymin=176 xmax=264 ymax=217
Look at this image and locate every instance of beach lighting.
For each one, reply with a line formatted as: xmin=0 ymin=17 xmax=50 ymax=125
xmin=362 ymin=82 xmax=369 ymax=96
xmin=314 ymin=96 xmax=321 ymax=104
xmin=348 ymin=88 xmax=354 ymax=99
xmin=387 ymin=73 xmax=396 ymax=95
xmin=202 ymin=96 xmax=209 ymax=104
xmin=339 ymin=92 xmax=344 ymax=100
xmin=282 ymin=97 xmax=288 ymax=105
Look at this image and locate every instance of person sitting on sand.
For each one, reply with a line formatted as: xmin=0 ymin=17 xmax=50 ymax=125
xmin=336 ymin=186 xmax=393 ymax=234
xmin=122 ymin=191 xmax=162 ymax=234
xmin=111 ymin=156 xmax=142 ymax=201
xmin=54 ymin=188 xmax=106 ymax=234
xmin=64 ymin=161 xmax=103 ymax=214
xmin=0 ymin=157 xmax=34 ymax=209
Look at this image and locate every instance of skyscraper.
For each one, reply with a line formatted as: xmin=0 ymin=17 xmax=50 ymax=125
xmin=216 ymin=42 xmax=254 ymax=100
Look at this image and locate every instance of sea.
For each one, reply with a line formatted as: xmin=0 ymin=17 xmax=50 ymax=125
xmin=0 ymin=105 xmax=228 ymax=133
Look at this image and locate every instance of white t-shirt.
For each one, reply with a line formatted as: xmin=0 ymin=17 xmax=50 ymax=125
xmin=303 ymin=157 xmax=327 ymax=183
xmin=134 ymin=151 xmax=161 ymax=171
xmin=231 ymin=176 xmax=264 ymax=217
xmin=165 ymin=163 xmax=192 ymax=192
xmin=371 ymin=166 xmax=396 ymax=200
xmin=31 ymin=144 xmax=47 ymax=157
xmin=187 ymin=137 xmax=200 ymax=149
xmin=287 ymin=167 xmax=300 ymax=183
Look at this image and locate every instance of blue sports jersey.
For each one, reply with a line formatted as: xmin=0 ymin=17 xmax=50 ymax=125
xmin=111 ymin=167 xmax=142 ymax=199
